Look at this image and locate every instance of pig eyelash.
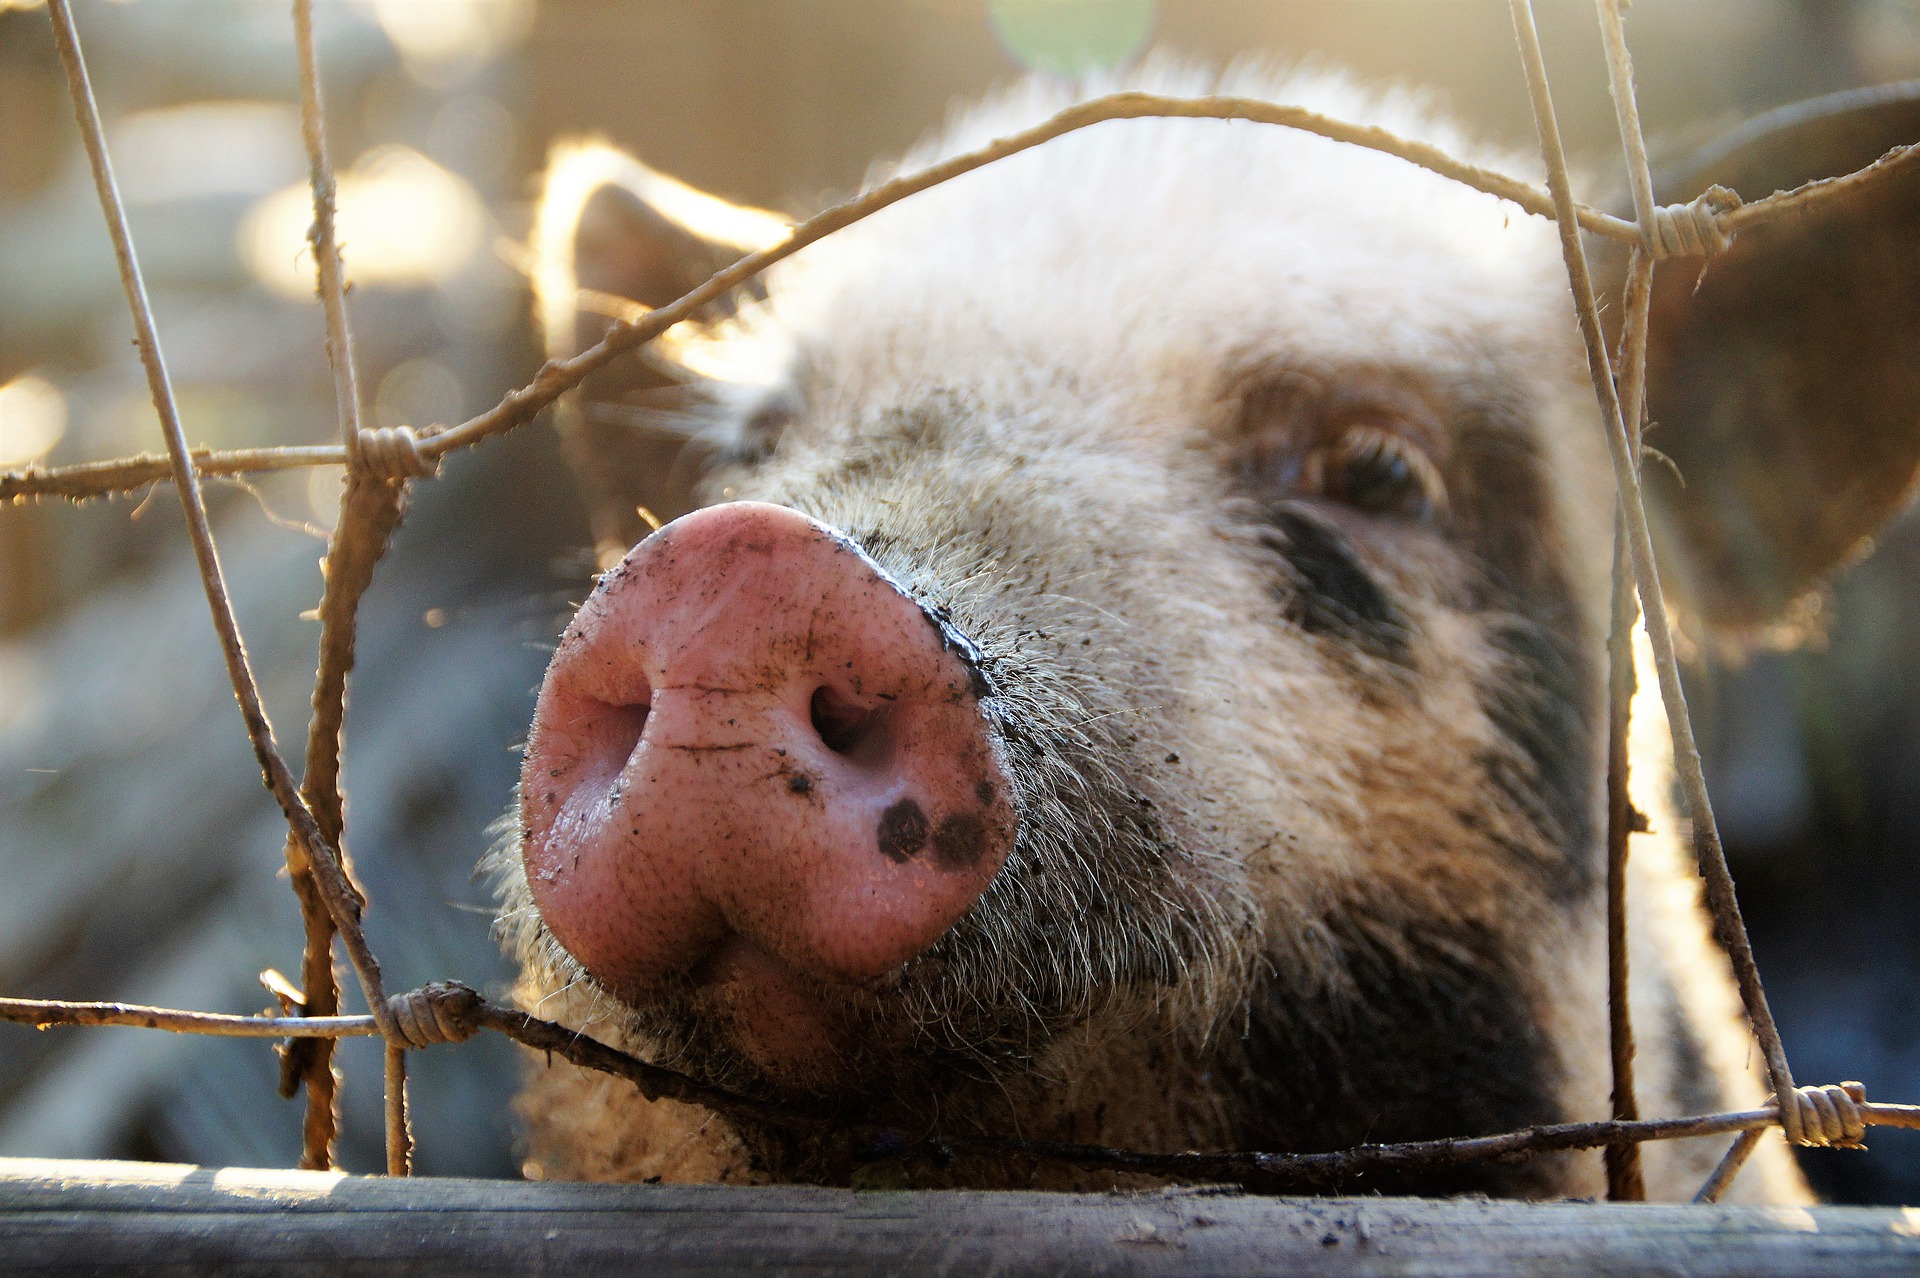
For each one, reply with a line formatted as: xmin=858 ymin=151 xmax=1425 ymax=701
xmin=1301 ymin=424 xmax=1448 ymax=522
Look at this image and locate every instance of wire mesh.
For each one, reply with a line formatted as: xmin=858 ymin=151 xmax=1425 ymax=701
xmin=2 ymin=0 xmax=1918 ymax=1201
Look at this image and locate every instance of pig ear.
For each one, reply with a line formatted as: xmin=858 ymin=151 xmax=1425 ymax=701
xmin=1627 ymin=84 xmax=1920 ymax=636
xmin=528 ymin=142 xmax=787 ymax=557
xmin=530 ymin=140 xmax=787 ymax=362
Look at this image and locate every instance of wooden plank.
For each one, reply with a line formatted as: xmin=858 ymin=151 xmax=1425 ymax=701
xmin=0 ymin=1156 xmax=1916 ymax=1277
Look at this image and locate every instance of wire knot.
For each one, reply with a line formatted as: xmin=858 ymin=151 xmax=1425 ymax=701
xmin=386 ymin=981 xmax=481 ymax=1049
xmin=1642 ymin=185 xmax=1740 ymax=259
xmin=350 ymin=425 xmax=439 ymax=481
xmin=1779 ymin=1081 xmax=1868 ymax=1148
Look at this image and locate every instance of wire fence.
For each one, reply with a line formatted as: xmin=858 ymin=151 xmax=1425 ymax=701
xmin=2 ymin=0 xmax=1919 ymax=1203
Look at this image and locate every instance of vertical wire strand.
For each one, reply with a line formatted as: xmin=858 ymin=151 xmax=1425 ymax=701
xmin=291 ymin=0 xmax=421 ymax=1176
xmin=45 ymin=0 xmax=403 ymax=1055
xmin=282 ymin=0 xmax=348 ymax=1167
xmin=1592 ymin=13 xmax=1661 ymax=1196
xmin=384 ymin=1042 xmax=413 ymax=1176
xmin=1603 ymin=503 xmax=1646 ymax=1199
xmin=295 ymin=0 xmax=364 ymax=454
xmin=1601 ymin=236 xmax=1659 ymax=1202
xmin=1506 ymin=0 xmax=1803 ymax=1144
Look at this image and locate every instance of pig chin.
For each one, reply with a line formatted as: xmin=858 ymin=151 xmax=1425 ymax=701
xmin=614 ymin=940 xmax=968 ymax=1101
xmin=674 ymin=937 xmax=865 ymax=1090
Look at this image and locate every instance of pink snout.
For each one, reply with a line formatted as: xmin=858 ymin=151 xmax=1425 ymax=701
xmin=520 ymin=502 xmax=1017 ymax=1011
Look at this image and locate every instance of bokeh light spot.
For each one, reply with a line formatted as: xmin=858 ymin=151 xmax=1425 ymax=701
xmin=989 ymin=0 xmax=1155 ymax=77
xmin=239 ymin=146 xmax=486 ymax=299
xmin=112 ymin=102 xmax=304 ymax=207
xmin=306 ymin=464 xmax=346 ymax=530
xmin=0 ymin=375 xmax=68 ymax=468
xmin=351 ymin=0 xmax=535 ymax=89
xmin=374 ymin=357 xmax=464 ymax=431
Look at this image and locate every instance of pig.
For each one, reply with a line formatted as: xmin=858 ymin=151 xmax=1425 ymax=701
xmin=488 ymin=64 xmax=1920 ymax=1201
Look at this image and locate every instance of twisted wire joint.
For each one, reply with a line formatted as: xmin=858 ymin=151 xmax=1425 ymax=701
xmin=386 ymin=982 xmax=481 ymax=1049
xmin=350 ymin=426 xmax=439 ymax=481
xmin=1781 ymin=1080 xmax=1868 ymax=1148
xmin=1643 ymin=184 xmax=1741 ymax=259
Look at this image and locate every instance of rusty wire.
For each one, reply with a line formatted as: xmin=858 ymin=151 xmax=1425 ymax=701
xmin=41 ymin=0 xmax=404 ymax=1066
xmin=1592 ymin=0 xmax=1658 ymax=1200
xmin=285 ymin=0 xmax=413 ymax=1177
xmin=5 ymin=0 xmax=1918 ymax=1202
xmin=1509 ymin=0 xmax=1803 ymax=1157
xmin=5 ymin=983 xmax=1916 ymax=1194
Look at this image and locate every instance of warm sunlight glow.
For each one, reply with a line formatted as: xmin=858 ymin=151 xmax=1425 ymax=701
xmin=240 ymin=146 xmax=486 ymax=299
xmin=352 ymin=0 xmax=535 ymax=87
xmin=531 ymin=141 xmax=786 ymax=352
xmin=0 ymin=375 xmax=67 ymax=468
xmin=112 ymin=102 xmax=304 ymax=206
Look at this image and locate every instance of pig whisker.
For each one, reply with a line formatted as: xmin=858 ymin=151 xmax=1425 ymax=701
xmin=577 ymin=986 xmax=620 ymax=1033
xmin=533 ymin=973 xmax=593 ymax=1020
xmin=1034 ymin=591 xmax=1135 ymax=630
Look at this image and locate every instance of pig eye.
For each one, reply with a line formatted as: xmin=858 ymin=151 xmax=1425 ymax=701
xmin=1305 ymin=426 xmax=1444 ymax=521
xmin=731 ymin=396 xmax=797 ymax=463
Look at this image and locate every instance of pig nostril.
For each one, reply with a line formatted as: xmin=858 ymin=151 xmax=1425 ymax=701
xmin=574 ymin=696 xmax=650 ymax=786
xmin=600 ymin=701 xmax=650 ymax=764
xmin=809 ymin=684 xmax=881 ymax=758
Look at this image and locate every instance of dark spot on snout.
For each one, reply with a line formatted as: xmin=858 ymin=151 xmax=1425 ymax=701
xmin=931 ymin=811 xmax=988 ymax=871
xmin=1261 ymin=508 xmax=1412 ymax=666
xmin=787 ymin=772 xmax=813 ymax=795
xmin=876 ymin=798 xmax=930 ymax=862
xmin=974 ymin=780 xmax=996 ymax=805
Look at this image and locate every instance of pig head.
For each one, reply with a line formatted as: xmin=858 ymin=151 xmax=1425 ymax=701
xmin=492 ymin=67 xmax=1920 ymax=1200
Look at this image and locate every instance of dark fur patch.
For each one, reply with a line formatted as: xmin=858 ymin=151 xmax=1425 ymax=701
xmin=1261 ymin=509 xmax=1413 ymax=667
xmin=1449 ymin=414 xmax=1562 ymax=609
xmin=1475 ymin=615 xmax=1595 ymax=902
xmin=1664 ymin=984 xmax=1724 ymax=1118
xmin=1225 ymin=911 xmax=1563 ymax=1196
xmin=1451 ymin=401 xmax=1599 ymax=902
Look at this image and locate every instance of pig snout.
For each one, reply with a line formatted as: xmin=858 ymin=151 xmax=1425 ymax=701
xmin=519 ymin=501 xmax=1017 ymax=1013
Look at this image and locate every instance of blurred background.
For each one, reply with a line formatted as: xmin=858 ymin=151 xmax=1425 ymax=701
xmin=0 ymin=0 xmax=1915 ymax=1200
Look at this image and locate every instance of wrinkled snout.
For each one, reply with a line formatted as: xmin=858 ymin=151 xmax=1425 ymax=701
xmin=520 ymin=501 xmax=1016 ymax=1014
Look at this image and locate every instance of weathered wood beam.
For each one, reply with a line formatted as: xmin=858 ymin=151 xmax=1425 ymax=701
xmin=0 ymin=1156 xmax=1916 ymax=1276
